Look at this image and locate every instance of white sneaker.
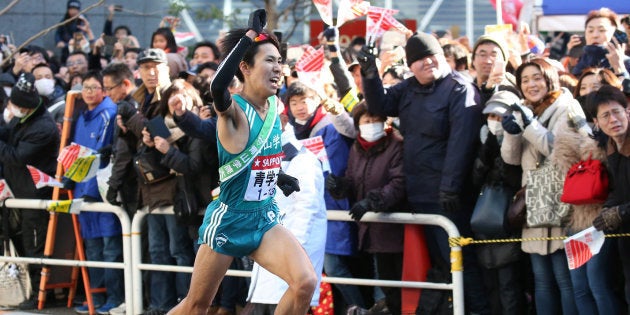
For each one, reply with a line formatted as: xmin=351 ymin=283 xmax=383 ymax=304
xmin=108 ymin=303 xmax=126 ymax=315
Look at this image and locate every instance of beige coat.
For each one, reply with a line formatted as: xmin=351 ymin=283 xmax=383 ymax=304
xmin=501 ymin=88 xmax=584 ymax=255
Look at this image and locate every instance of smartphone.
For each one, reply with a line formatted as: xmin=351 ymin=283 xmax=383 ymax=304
xmin=73 ymin=32 xmax=84 ymax=42
xmin=613 ymin=29 xmax=628 ymax=44
xmin=114 ymin=4 xmax=123 ymax=12
xmin=102 ymin=35 xmax=117 ymax=57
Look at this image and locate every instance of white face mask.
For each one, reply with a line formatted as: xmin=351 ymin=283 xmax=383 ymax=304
xmin=9 ymin=105 xmax=26 ymax=118
xmin=294 ymin=118 xmax=308 ymax=125
xmin=35 ymin=78 xmax=55 ymax=96
xmin=487 ymin=120 xmax=503 ymax=136
xmin=3 ymin=107 xmax=12 ymax=123
xmin=359 ymin=122 xmax=386 ymax=142
xmin=3 ymin=87 xmax=11 ymax=97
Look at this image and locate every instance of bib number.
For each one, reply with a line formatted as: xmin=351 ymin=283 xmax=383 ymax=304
xmin=244 ymin=153 xmax=283 ymax=201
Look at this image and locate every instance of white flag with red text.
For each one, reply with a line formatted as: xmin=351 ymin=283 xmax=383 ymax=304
xmin=0 ymin=179 xmax=14 ymax=201
xmin=337 ymin=0 xmax=370 ymax=27
xmin=27 ymin=165 xmax=63 ymax=189
xmin=564 ymin=226 xmax=605 ymax=270
xmin=295 ymin=46 xmax=325 ymax=96
xmin=58 ymin=142 xmax=94 ymax=171
xmin=366 ymin=6 xmax=410 ymax=45
xmin=313 ymin=0 xmax=334 ymax=26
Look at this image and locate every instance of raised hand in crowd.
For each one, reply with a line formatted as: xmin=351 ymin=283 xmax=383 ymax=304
xmin=247 ymin=9 xmax=267 ymax=34
xmin=356 ymin=45 xmax=378 ymax=78
xmin=605 ymin=36 xmax=628 ymax=75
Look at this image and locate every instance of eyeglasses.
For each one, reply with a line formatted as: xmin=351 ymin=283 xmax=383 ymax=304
xmin=82 ymin=86 xmax=102 ymax=92
xmin=103 ymin=82 xmax=122 ymax=92
xmin=66 ymin=60 xmax=85 ymax=67
xmin=597 ymin=108 xmax=626 ymax=122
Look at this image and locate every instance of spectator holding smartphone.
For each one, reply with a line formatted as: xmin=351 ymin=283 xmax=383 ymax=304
xmin=570 ymin=8 xmax=630 ymax=78
xmin=55 ymin=1 xmax=93 ymax=62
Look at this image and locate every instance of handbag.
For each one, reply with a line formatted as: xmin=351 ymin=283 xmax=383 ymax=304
xmin=173 ymin=175 xmax=203 ymax=225
xmin=471 ymin=185 xmax=513 ymax=236
xmin=560 ymin=155 xmax=608 ymax=205
xmin=133 ymin=146 xmax=173 ymax=184
xmin=507 ymin=186 xmax=527 ymax=230
xmin=0 ymin=240 xmax=32 ymax=306
xmin=525 ymin=160 xmax=572 ymax=228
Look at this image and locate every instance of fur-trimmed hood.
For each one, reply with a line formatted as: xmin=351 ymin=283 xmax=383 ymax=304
xmin=550 ymin=117 xmax=606 ymax=232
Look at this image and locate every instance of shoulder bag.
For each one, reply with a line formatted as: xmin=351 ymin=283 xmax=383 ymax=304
xmin=525 ymin=159 xmax=572 ymax=228
xmin=471 ymin=185 xmax=513 ymax=236
xmin=0 ymin=240 xmax=32 ymax=306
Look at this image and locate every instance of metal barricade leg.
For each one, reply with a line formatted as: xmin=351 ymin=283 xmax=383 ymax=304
xmin=131 ymin=210 xmax=148 ymax=315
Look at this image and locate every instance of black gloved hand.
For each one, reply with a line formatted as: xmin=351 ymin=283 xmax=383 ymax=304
xmin=356 ymin=45 xmax=378 ymax=78
xmin=510 ymin=103 xmax=533 ymax=127
xmin=349 ymin=198 xmax=370 ymax=221
xmin=98 ymin=145 xmax=112 ymax=162
xmin=117 ymin=101 xmax=137 ymax=123
xmin=593 ymin=205 xmax=629 ymax=231
xmin=323 ymin=27 xmax=338 ymax=52
xmin=106 ymin=187 xmax=120 ymax=206
xmin=325 ymin=173 xmax=349 ymax=199
xmin=366 ymin=191 xmax=385 ymax=212
xmin=439 ymin=191 xmax=460 ymax=214
xmin=248 ymin=9 xmax=267 ymax=34
xmin=277 ymin=171 xmax=300 ymax=196
xmin=501 ymin=114 xmax=522 ymax=135
xmin=61 ymin=176 xmax=75 ymax=190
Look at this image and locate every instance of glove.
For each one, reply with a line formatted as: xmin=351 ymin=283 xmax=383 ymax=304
xmin=439 ymin=191 xmax=460 ymax=214
xmin=277 ymin=171 xmax=300 ymax=196
xmin=117 ymin=101 xmax=137 ymax=123
xmin=325 ymin=173 xmax=349 ymax=199
xmin=593 ymin=205 xmax=629 ymax=231
xmin=61 ymin=176 xmax=75 ymax=190
xmin=98 ymin=145 xmax=112 ymax=162
xmin=510 ymin=103 xmax=533 ymax=127
xmin=366 ymin=191 xmax=385 ymax=212
xmin=356 ymin=45 xmax=378 ymax=78
xmin=248 ymin=9 xmax=267 ymax=34
xmin=106 ymin=187 xmax=120 ymax=206
xmin=349 ymin=198 xmax=370 ymax=221
xmin=501 ymin=114 xmax=522 ymax=135
xmin=323 ymin=27 xmax=338 ymax=52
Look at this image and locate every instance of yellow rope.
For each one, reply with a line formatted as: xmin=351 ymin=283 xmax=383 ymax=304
xmin=449 ymin=233 xmax=630 ymax=247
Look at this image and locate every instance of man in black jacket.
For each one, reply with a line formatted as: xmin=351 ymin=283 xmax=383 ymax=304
xmin=0 ymin=73 xmax=60 ymax=309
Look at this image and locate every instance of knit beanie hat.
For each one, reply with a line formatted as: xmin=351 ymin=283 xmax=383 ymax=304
xmin=67 ymin=0 xmax=81 ymax=10
xmin=10 ymin=73 xmax=41 ymax=109
xmin=472 ymin=35 xmax=508 ymax=62
xmin=405 ymin=33 xmax=443 ymax=67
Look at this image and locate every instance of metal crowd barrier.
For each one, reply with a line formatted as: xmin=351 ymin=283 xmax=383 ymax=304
xmin=0 ymin=199 xmax=133 ymax=315
xmin=0 ymin=200 xmax=465 ymax=315
xmin=131 ymin=208 xmax=464 ymax=315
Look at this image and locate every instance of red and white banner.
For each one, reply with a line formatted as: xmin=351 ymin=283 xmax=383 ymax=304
xmin=564 ymin=226 xmax=605 ymax=270
xmin=174 ymin=31 xmax=195 ymax=44
xmin=58 ymin=142 xmax=94 ymax=171
xmin=336 ymin=0 xmax=370 ymax=27
xmin=300 ymin=136 xmax=331 ymax=173
xmin=489 ymin=0 xmax=523 ymax=30
xmin=313 ymin=0 xmax=334 ymax=26
xmin=0 ymin=179 xmax=14 ymax=201
xmin=295 ymin=46 xmax=325 ymax=96
xmin=366 ymin=6 xmax=410 ymax=45
xmin=27 ymin=165 xmax=63 ymax=189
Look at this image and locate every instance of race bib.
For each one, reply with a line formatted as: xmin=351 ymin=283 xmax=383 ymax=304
xmin=244 ymin=153 xmax=283 ymax=201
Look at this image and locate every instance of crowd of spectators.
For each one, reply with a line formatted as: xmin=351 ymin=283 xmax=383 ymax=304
xmin=1 ymin=1 xmax=630 ymax=315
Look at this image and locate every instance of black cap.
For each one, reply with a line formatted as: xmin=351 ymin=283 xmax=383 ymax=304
xmin=67 ymin=0 xmax=81 ymax=10
xmin=137 ymin=48 xmax=167 ymax=65
xmin=10 ymin=73 xmax=41 ymax=109
xmin=405 ymin=33 xmax=443 ymax=67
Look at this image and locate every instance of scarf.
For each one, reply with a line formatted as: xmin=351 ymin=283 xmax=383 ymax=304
xmin=289 ymin=105 xmax=327 ymax=140
xmin=357 ymin=129 xmax=391 ymax=152
xmin=527 ymin=90 xmax=562 ymax=117
xmin=164 ymin=115 xmax=186 ymax=144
